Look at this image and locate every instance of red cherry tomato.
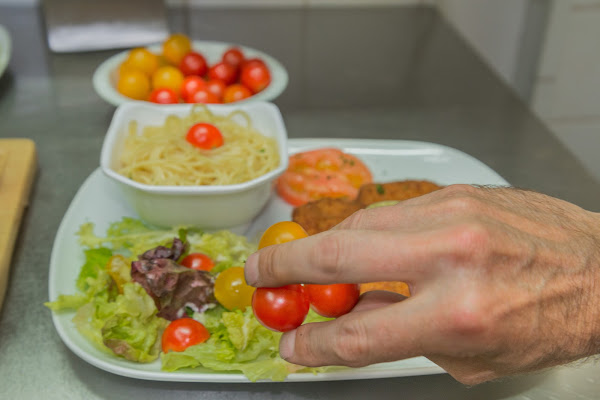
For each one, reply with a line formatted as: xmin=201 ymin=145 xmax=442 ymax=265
xmin=180 ymin=76 xmax=206 ymax=102
xmin=240 ymin=60 xmax=271 ymax=93
xmin=161 ymin=318 xmax=210 ymax=353
xmin=222 ymin=47 xmax=245 ymax=69
xmin=305 ymin=283 xmax=360 ymax=318
xmin=241 ymin=58 xmax=266 ymax=69
xmin=180 ymin=253 xmax=214 ymax=271
xmin=205 ymin=79 xmax=226 ymax=100
xmin=179 ymin=51 xmax=208 ymax=76
xmin=187 ymin=88 xmax=220 ymax=104
xmin=186 ymin=123 xmax=224 ymax=149
xmin=148 ymin=88 xmax=179 ymax=104
xmin=223 ymin=84 xmax=252 ymax=103
xmin=208 ymin=62 xmax=238 ymax=85
xmin=252 ymin=285 xmax=309 ymax=332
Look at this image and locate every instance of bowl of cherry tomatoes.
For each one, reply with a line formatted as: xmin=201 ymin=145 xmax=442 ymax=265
xmin=93 ymin=33 xmax=288 ymax=106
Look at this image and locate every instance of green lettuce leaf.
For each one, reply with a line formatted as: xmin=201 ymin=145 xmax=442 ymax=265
xmin=161 ymin=308 xmax=334 ymax=381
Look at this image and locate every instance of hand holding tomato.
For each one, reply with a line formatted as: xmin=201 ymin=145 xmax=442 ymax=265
xmin=243 ymin=185 xmax=600 ymax=386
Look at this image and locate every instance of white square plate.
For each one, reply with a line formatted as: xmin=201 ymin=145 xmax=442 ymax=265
xmin=48 ymin=138 xmax=509 ymax=382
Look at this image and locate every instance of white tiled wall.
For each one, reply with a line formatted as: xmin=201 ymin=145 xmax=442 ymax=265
xmin=532 ymin=0 xmax=600 ymax=182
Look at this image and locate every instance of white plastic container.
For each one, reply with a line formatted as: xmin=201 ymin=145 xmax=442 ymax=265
xmin=100 ymin=101 xmax=289 ymax=231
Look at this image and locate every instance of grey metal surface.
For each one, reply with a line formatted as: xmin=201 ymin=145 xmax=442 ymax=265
xmin=1 ymin=4 xmax=599 ymax=400
xmin=42 ymin=0 xmax=169 ymax=53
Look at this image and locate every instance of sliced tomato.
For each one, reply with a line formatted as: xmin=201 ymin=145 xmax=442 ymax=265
xmin=276 ymin=148 xmax=373 ymax=206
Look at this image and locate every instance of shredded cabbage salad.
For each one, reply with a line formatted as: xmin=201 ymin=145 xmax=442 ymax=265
xmin=46 ymin=217 xmax=331 ymax=381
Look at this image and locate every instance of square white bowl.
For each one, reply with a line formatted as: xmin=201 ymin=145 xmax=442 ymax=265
xmin=100 ymin=101 xmax=289 ymax=231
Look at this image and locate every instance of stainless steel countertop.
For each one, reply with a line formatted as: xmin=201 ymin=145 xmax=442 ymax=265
xmin=1 ymin=4 xmax=599 ymax=399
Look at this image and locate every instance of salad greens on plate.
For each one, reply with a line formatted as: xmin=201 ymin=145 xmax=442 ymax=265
xmin=46 ymin=217 xmax=331 ymax=381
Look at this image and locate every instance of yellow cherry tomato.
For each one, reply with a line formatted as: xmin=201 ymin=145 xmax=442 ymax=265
xmin=118 ymin=59 xmax=139 ymax=77
xmin=125 ymin=47 xmax=159 ymax=76
xmin=162 ymin=33 xmax=192 ymax=66
xmin=151 ymin=65 xmax=184 ymax=94
xmin=117 ymin=69 xmax=151 ymax=100
xmin=214 ymin=267 xmax=256 ymax=311
xmin=258 ymin=221 xmax=308 ymax=250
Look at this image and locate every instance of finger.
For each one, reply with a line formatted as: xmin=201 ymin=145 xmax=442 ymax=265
xmin=352 ymin=290 xmax=408 ymax=313
xmin=279 ymin=295 xmax=433 ymax=367
xmin=244 ymin=225 xmax=457 ymax=287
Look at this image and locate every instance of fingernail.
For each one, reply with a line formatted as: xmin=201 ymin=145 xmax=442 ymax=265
xmin=244 ymin=253 xmax=259 ymax=286
xmin=279 ymin=330 xmax=296 ymax=361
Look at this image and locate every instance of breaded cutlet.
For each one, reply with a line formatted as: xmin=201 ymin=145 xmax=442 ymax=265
xmin=292 ymin=180 xmax=442 ymax=235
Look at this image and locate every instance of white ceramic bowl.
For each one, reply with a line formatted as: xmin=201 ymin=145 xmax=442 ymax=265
xmin=93 ymin=40 xmax=289 ymax=107
xmin=100 ymin=101 xmax=289 ymax=231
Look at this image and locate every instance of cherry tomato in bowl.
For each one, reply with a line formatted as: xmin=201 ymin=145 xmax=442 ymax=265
xmin=187 ymin=88 xmax=220 ymax=104
xmin=205 ymin=79 xmax=226 ymax=101
xmin=163 ymin=33 xmax=192 ymax=66
xmin=180 ymin=76 xmax=206 ymax=102
xmin=305 ymin=283 xmax=360 ymax=318
xmin=161 ymin=318 xmax=210 ymax=353
xmin=240 ymin=60 xmax=271 ymax=93
xmin=151 ymin=66 xmax=184 ymax=95
xmin=252 ymin=285 xmax=310 ymax=332
xmin=186 ymin=123 xmax=224 ymax=149
xmin=149 ymin=88 xmax=179 ymax=104
xmin=208 ymin=62 xmax=238 ymax=85
xmin=117 ymin=70 xmax=151 ymax=100
xmin=223 ymin=84 xmax=252 ymax=103
xmin=179 ymin=51 xmax=208 ymax=76
xmin=222 ymin=47 xmax=245 ymax=69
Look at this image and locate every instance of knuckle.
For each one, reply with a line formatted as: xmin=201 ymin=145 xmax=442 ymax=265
xmin=337 ymin=208 xmax=369 ymax=230
xmin=442 ymin=222 xmax=494 ymax=267
xmin=309 ymin=233 xmax=347 ymax=281
xmin=331 ymin=317 xmax=371 ymax=367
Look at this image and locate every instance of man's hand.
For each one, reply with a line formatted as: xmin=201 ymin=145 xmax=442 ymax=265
xmin=244 ymin=185 xmax=600 ymax=385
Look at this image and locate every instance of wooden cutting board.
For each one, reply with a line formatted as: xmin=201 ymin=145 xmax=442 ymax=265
xmin=0 ymin=139 xmax=37 ymax=310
